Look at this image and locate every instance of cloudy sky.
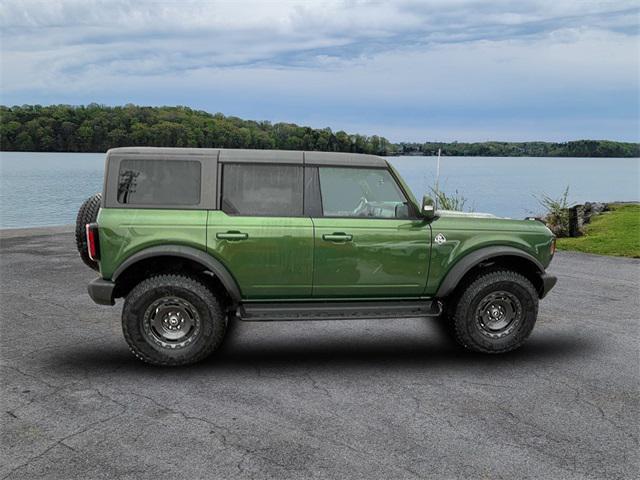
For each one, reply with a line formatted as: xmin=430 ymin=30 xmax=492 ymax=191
xmin=1 ymin=0 xmax=638 ymax=142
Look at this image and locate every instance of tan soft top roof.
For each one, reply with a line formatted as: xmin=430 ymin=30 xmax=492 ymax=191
xmin=106 ymin=147 xmax=388 ymax=167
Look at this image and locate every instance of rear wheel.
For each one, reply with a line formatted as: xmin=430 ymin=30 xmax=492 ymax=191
xmin=75 ymin=193 xmax=102 ymax=271
xmin=449 ymin=270 xmax=538 ymax=354
xmin=122 ymin=274 xmax=227 ymax=366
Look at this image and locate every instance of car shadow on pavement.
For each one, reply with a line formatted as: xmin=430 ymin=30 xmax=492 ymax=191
xmin=43 ymin=318 xmax=599 ymax=376
xmin=208 ymin=332 xmax=595 ymax=372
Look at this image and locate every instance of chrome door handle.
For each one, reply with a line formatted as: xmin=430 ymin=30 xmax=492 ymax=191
xmin=216 ymin=231 xmax=248 ymax=241
xmin=322 ymin=233 xmax=353 ymax=242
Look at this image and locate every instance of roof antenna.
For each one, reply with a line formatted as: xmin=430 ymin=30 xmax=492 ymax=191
xmin=435 ymin=148 xmax=441 ymax=210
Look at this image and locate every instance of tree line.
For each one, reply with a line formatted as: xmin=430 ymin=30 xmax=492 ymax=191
xmin=397 ymin=140 xmax=640 ymax=158
xmin=0 ymin=104 xmax=393 ymax=155
xmin=1 ymin=104 xmax=638 ymax=157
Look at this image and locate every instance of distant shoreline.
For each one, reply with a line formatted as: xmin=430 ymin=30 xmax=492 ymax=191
xmin=388 ymin=152 xmax=640 ymax=158
xmin=1 ymin=150 xmax=638 ymax=159
xmin=2 ymin=104 xmax=639 ymax=158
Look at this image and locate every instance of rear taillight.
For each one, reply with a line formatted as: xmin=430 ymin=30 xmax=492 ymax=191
xmin=86 ymin=223 xmax=100 ymax=261
xmin=550 ymin=237 xmax=557 ymax=256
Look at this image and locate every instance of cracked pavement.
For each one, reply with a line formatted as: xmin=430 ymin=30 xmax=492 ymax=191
xmin=1 ymin=227 xmax=638 ymax=479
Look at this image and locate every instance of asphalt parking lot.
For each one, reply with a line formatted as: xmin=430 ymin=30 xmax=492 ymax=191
xmin=1 ymin=227 xmax=638 ymax=479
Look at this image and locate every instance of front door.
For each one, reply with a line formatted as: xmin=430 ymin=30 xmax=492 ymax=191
xmin=311 ymin=166 xmax=431 ymax=298
xmin=207 ymin=162 xmax=313 ymax=299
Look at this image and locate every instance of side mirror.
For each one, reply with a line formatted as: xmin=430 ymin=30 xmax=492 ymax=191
xmin=421 ymin=195 xmax=435 ymax=219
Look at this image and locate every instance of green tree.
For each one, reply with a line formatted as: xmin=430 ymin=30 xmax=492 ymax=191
xmin=0 ymin=104 xmax=637 ymax=157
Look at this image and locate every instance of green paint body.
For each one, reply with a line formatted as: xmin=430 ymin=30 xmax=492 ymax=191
xmin=98 ymin=206 xmax=554 ymax=301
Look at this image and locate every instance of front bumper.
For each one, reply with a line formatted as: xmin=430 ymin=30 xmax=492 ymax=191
xmin=88 ymin=278 xmax=115 ymax=305
xmin=540 ymin=273 xmax=557 ymax=299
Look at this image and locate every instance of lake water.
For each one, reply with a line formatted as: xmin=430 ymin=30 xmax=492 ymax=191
xmin=0 ymin=151 xmax=638 ymax=228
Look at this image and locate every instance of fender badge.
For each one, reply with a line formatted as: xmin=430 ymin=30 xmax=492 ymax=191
xmin=434 ymin=233 xmax=447 ymax=245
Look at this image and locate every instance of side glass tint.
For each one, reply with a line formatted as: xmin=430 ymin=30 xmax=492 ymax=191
xmin=117 ymin=159 xmax=201 ymax=205
xmin=222 ymin=164 xmax=303 ymax=216
xmin=318 ymin=167 xmax=409 ymax=218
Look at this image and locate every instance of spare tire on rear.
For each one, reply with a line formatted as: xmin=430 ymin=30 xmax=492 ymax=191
xmin=75 ymin=193 xmax=102 ymax=271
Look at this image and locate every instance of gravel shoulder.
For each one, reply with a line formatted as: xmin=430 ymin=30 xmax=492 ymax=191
xmin=1 ymin=229 xmax=639 ymax=480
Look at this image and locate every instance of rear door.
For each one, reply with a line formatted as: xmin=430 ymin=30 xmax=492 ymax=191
xmin=207 ymin=157 xmax=313 ymax=299
xmin=310 ymin=166 xmax=431 ymax=298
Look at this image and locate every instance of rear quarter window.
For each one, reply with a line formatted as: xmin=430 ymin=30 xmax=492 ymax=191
xmin=117 ymin=159 xmax=201 ymax=205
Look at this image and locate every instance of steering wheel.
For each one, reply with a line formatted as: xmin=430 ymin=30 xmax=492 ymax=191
xmin=352 ymin=197 xmax=370 ymax=216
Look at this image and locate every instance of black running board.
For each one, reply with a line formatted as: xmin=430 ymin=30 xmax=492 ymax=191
xmin=238 ymin=300 xmax=442 ymax=322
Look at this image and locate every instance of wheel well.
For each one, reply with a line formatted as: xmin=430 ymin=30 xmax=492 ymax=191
xmin=446 ymin=255 xmax=544 ymax=303
xmin=112 ymin=255 xmax=233 ymax=308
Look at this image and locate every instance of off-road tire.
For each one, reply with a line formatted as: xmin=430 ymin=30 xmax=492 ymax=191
xmin=75 ymin=193 xmax=102 ymax=271
xmin=451 ymin=270 xmax=538 ymax=354
xmin=122 ymin=274 xmax=227 ymax=366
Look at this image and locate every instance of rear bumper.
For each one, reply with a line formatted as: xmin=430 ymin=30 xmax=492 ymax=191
xmin=88 ymin=278 xmax=115 ymax=306
xmin=540 ymin=273 xmax=557 ymax=299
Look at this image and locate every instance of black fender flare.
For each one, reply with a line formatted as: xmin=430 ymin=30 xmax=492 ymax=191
xmin=435 ymin=246 xmax=545 ymax=299
xmin=112 ymin=245 xmax=242 ymax=304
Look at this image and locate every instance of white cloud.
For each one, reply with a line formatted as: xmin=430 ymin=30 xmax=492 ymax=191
xmin=2 ymin=0 xmax=636 ymax=74
xmin=0 ymin=0 xmax=638 ymax=141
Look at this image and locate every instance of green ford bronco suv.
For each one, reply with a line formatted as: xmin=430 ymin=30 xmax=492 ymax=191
xmin=76 ymin=147 xmax=557 ymax=366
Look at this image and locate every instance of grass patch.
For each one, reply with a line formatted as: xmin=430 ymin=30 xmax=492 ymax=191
xmin=557 ymin=204 xmax=640 ymax=258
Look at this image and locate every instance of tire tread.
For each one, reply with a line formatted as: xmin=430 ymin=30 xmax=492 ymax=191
xmin=75 ymin=193 xmax=102 ymax=271
xmin=122 ymin=273 xmax=226 ymax=366
xmin=451 ymin=269 xmax=538 ymax=354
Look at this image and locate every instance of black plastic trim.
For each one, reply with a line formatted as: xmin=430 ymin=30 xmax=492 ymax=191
xmin=111 ymin=245 xmax=242 ymax=304
xmin=239 ymin=300 xmax=442 ymax=321
xmin=303 ymin=165 xmax=323 ymax=217
xmin=435 ymin=246 xmax=546 ymax=299
xmin=87 ymin=278 xmax=115 ymax=306
xmin=540 ymin=273 xmax=558 ymax=298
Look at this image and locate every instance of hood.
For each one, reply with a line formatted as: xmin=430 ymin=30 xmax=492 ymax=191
xmin=435 ymin=210 xmax=553 ymax=235
xmin=437 ymin=209 xmax=500 ymax=219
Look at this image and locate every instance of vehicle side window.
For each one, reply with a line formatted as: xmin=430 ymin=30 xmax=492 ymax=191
xmin=221 ymin=164 xmax=303 ymax=216
xmin=117 ymin=159 xmax=201 ymax=205
xmin=318 ymin=167 xmax=409 ymax=219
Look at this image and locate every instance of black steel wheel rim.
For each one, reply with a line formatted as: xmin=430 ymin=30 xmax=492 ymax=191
xmin=143 ymin=296 xmax=201 ymax=349
xmin=475 ymin=290 xmax=522 ymax=339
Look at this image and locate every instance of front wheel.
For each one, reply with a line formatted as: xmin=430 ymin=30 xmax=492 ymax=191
xmin=122 ymin=274 xmax=227 ymax=366
xmin=450 ymin=270 xmax=539 ymax=354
